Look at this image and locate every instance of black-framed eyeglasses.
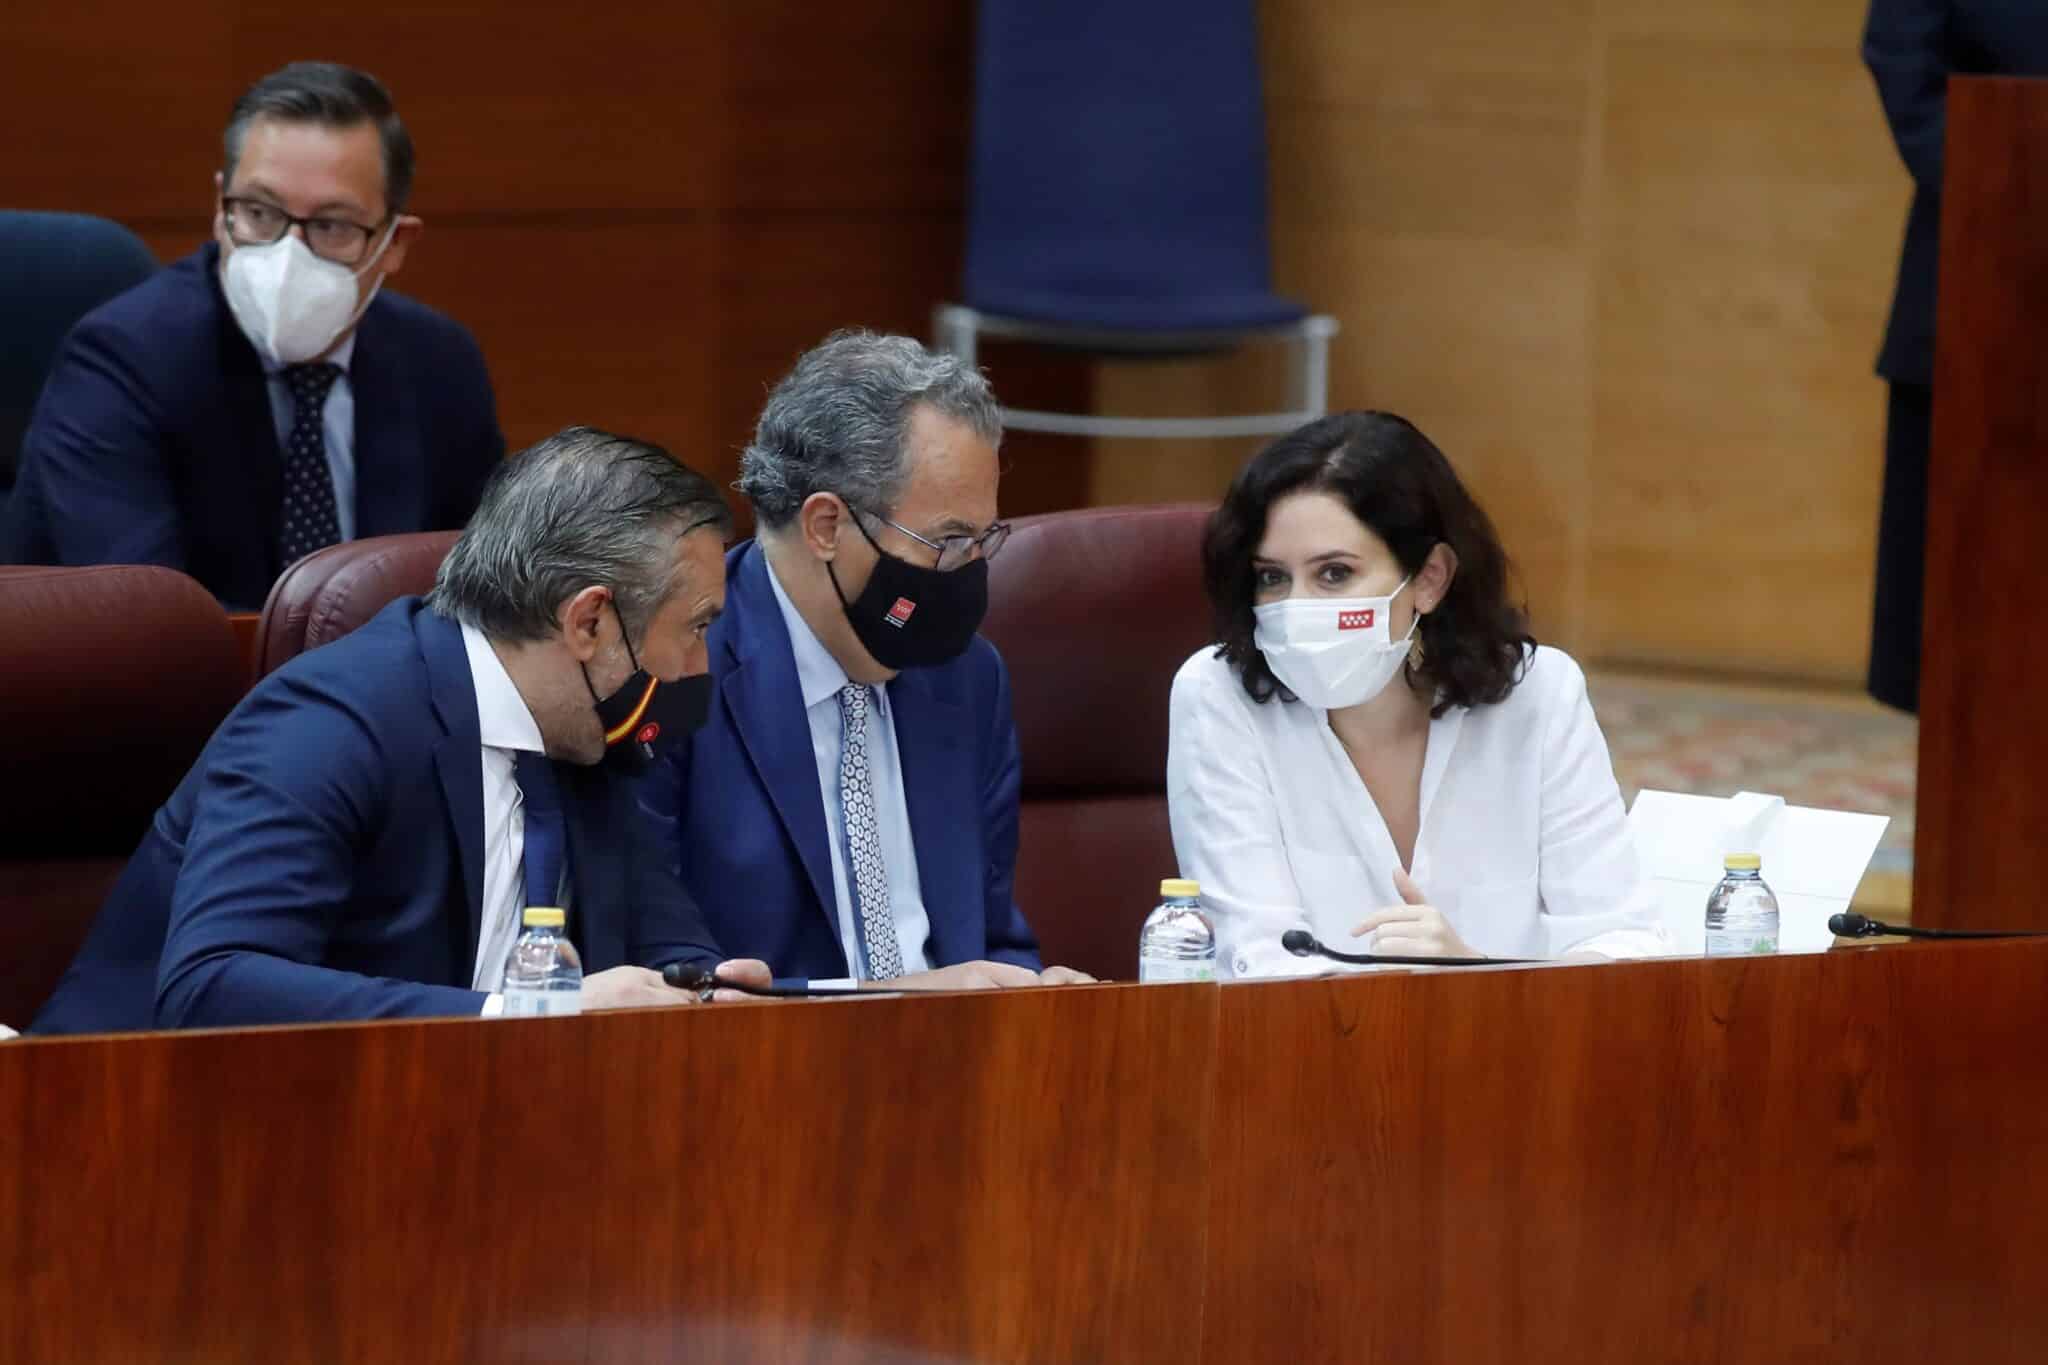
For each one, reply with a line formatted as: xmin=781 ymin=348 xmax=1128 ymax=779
xmin=222 ymin=196 xmax=387 ymax=266
xmin=856 ymin=508 xmax=1011 ymax=572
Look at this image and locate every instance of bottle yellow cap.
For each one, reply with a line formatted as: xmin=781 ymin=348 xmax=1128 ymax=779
xmin=1160 ymin=879 xmax=1201 ymax=898
xmin=1723 ymin=854 xmax=1762 ymax=872
xmin=522 ymin=907 xmax=567 ymax=927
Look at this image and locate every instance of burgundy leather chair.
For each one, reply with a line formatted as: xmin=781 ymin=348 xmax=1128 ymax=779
xmin=0 ymin=565 xmax=245 ymax=1025
xmin=982 ymin=502 xmax=1215 ymax=980
xmin=254 ymin=531 xmax=458 ymax=678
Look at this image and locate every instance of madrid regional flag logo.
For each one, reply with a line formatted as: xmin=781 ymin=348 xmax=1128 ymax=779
xmin=886 ymin=597 xmax=917 ymax=629
xmin=1338 ymin=608 xmax=1375 ymax=631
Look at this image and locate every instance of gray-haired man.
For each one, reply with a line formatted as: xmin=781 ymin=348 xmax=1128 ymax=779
xmin=33 ymin=427 xmax=769 ymax=1034
xmin=642 ymin=331 xmax=1091 ymax=989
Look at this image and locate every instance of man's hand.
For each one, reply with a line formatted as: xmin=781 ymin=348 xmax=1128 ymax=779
xmin=703 ymin=958 xmax=773 ymax=1002
xmin=1035 ymin=965 xmax=1096 ymax=985
xmin=581 ymin=965 xmax=694 ymax=1012
xmin=873 ymin=960 xmax=1042 ymax=991
xmin=1351 ymin=867 xmax=1480 ymax=959
xmin=581 ymin=960 xmax=775 ymax=1010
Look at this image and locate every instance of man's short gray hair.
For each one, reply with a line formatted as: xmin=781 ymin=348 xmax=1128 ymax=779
xmin=737 ymin=329 xmax=1002 ymax=528
xmin=427 ymin=426 xmax=732 ymax=643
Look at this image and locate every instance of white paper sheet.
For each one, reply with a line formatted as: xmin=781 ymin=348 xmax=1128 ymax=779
xmin=1626 ymin=790 xmax=1891 ymax=954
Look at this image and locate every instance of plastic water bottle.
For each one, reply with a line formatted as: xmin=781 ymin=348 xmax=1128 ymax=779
xmin=1704 ymin=854 xmax=1780 ymax=956
xmin=502 ymin=907 xmax=582 ymax=1015
xmin=1139 ymin=879 xmax=1217 ymax=982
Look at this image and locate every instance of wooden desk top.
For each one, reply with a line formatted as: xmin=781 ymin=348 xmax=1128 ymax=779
xmin=7 ymin=944 xmax=2046 ymax=1362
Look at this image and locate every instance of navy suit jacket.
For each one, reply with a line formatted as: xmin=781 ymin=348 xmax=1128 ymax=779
xmin=1865 ymin=0 xmax=2048 ymax=384
xmin=32 ymin=599 xmax=724 ymax=1035
xmin=640 ymin=542 xmax=1040 ymax=983
xmin=1 ymin=243 xmax=503 ymax=608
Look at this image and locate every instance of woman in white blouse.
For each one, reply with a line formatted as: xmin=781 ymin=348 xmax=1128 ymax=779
xmin=1168 ymin=411 xmax=1669 ymax=978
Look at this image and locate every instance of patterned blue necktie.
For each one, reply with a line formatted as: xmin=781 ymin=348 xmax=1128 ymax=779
xmin=513 ymin=751 xmax=568 ymax=911
xmin=837 ymin=684 xmax=903 ymax=980
xmin=279 ymin=362 xmax=344 ymax=566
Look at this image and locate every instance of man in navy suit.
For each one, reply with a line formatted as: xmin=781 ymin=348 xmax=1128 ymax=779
xmin=1862 ymin=1 xmax=2048 ymax=710
xmin=641 ymin=331 xmax=1088 ymax=989
xmin=32 ymin=427 xmax=770 ymax=1034
xmin=2 ymin=61 xmax=502 ymax=609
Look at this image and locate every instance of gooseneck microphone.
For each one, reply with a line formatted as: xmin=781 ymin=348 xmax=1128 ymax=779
xmin=662 ymin=964 xmax=865 ymax=999
xmin=1826 ymin=912 xmax=2048 ymax=941
xmin=1281 ymin=928 xmax=1535 ymax=968
xmin=660 ymin=964 xmax=959 ymax=1000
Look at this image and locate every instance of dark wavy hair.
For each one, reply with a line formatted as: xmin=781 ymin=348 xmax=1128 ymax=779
xmin=1202 ymin=411 xmax=1534 ymax=717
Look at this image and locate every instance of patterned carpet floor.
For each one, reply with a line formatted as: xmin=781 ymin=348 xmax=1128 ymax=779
xmin=1587 ymin=670 xmax=1918 ymax=916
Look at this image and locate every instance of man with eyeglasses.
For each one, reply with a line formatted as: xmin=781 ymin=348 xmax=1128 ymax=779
xmin=640 ymin=331 xmax=1092 ymax=990
xmin=3 ymin=61 xmax=502 ymax=609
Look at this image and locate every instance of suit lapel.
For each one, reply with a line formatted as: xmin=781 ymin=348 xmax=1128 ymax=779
xmin=417 ymin=606 xmax=488 ymax=967
xmin=206 ymin=244 xmax=286 ymax=580
xmin=722 ymin=546 xmax=840 ymax=943
xmin=888 ymin=668 xmax=976 ymax=967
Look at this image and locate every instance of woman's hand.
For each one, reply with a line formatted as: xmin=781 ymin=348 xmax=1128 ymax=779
xmin=1352 ymin=867 xmax=1481 ymax=959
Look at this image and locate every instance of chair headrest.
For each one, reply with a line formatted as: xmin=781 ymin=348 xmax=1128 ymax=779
xmin=0 ymin=211 xmax=158 ymax=484
xmin=0 ymin=565 xmax=244 ymax=855
xmin=255 ymin=531 xmax=460 ymax=679
xmin=983 ymin=502 xmax=1215 ymax=796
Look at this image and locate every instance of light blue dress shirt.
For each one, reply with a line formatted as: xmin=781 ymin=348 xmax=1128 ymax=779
xmin=764 ymin=553 xmax=934 ymax=979
xmin=260 ymin=331 xmax=358 ymax=541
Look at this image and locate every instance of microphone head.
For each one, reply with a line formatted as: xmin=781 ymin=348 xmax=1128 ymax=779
xmin=661 ymin=963 xmax=714 ymax=991
xmin=1828 ymin=912 xmax=1868 ymax=937
xmin=1281 ymin=929 xmax=1317 ymax=957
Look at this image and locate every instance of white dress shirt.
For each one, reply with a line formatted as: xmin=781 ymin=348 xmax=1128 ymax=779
xmin=765 ymin=555 xmax=934 ymax=979
xmin=1167 ymin=643 xmax=1671 ymax=979
xmin=461 ymin=623 xmax=550 ymax=1010
xmin=260 ymin=331 xmax=358 ymax=541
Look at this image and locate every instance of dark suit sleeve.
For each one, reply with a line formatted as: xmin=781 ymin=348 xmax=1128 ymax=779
xmin=980 ymin=650 xmax=1042 ymax=970
xmin=1864 ymin=0 xmax=1950 ymax=189
xmin=638 ymin=741 xmax=692 ymax=884
xmin=623 ymin=773 xmax=726 ymax=972
xmin=21 ymin=317 xmax=187 ymax=570
xmin=155 ymin=675 xmax=488 ymax=1027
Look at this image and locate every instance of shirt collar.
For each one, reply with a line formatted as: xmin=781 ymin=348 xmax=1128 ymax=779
xmin=763 ymin=550 xmax=857 ymax=712
xmin=460 ymin=622 xmax=546 ymax=754
xmin=261 ymin=329 xmax=357 ymax=379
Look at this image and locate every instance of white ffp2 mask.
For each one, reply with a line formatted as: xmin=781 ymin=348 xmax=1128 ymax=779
xmin=221 ymin=225 xmax=392 ymax=366
xmin=1253 ymin=577 xmax=1419 ymax=710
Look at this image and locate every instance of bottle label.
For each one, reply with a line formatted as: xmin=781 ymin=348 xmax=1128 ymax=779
xmin=1140 ymin=958 xmax=1217 ymax=984
xmin=1704 ymin=931 xmax=1778 ymax=957
xmin=503 ymin=989 xmax=583 ymax=1017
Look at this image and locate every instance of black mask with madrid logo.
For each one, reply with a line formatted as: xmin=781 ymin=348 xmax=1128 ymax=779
xmin=826 ymin=512 xmax=990 ymax=671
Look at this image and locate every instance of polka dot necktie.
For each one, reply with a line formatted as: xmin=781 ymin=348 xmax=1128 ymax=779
xmin=837 ymin=683 xmax=903 ymax=980
xmin=279 ymin=362 xmax=345 ymax=566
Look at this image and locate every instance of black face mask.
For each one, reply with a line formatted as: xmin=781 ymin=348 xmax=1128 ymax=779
xmin=581 ymin=607 xmax=713 ymax=776
xmin=827 ymin=513 xmax=989 ymax=670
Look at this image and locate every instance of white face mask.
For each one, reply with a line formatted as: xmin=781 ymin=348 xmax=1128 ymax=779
xmin=221 ymin=224 xmax=393 ymax=366
xmin=1253 ymin=575 xmax=1419 ymax=710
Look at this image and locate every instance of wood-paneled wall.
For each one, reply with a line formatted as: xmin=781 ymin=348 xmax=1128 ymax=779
xmin=1095 ymin=0 xmax=1902 ymax=682
xmin=5 ymin=1 xmax=1089 ymax=525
